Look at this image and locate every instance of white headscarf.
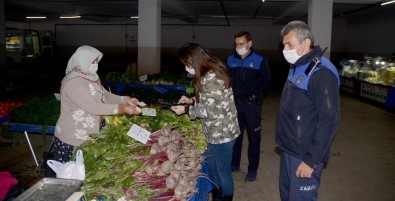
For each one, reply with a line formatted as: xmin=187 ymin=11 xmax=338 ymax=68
xmin=61 ymin=45 xmax=103 ymax=85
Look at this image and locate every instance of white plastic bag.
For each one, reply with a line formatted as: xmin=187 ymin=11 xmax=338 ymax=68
xmin=47 ymin=150 xmax=85 ymax=181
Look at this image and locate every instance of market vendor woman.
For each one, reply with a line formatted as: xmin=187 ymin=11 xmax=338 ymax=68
xmin=54 ymin=45 xmax=141 ymax=163
xmin=171 ymin=43 xmax=240 ymax=201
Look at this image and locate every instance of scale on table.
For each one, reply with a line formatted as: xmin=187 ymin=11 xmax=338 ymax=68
xmin=15 ymin=132 xmax=86 ymax=201
xmin=14 ymin=178 xmax=85 ymax=201
xmin=66 ymin=191 xmax=86 ymax=201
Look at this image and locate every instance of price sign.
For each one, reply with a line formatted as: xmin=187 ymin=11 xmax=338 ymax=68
xmin=127 ymin=124 xmax=151 ymax=144
xmin=186 ymin=87 xmax=194 ymax=94
xmin=137 ymin=101 xmax=147 ymax=107
xmin=54 ymin=93 xmax=61 ymax=101
xmin=139 ymin=74 xmax=148 ymax=82
xmin=142 ymin=108 xmax=156 ymax=117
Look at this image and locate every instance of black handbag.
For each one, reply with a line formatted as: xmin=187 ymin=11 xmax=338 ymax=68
xmin=40 ymin=140 xmax=56 ymax=177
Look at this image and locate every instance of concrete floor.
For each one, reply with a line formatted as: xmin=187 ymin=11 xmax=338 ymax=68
xmin=1 ymin=66 xmax=395 ymax=200
xmin=232 ymin=89 xmax=395 ymax=201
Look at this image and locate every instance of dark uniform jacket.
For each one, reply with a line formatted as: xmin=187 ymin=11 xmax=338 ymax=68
xmin=276 ymin=46 xmax=340 ymax=169
xmin=227 ymin=50 xmax=272 ymax=103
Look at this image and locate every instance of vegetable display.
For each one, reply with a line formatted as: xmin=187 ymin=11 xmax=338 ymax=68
xmin=104 ymin=71 xmax=192 ymax=86
xmin=10 ymin=96 xmax=60 ymax=126
xmin=78 ymin=109 xmax=208 ymax=201
xmin=0 ymin=101 xmax=23 ymax=118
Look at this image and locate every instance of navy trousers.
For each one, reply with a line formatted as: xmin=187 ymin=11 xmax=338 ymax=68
xmin=279 ymin=152 xmax=324 ymax=201
xmin=232 ymin=101 xmax=262 ymax=172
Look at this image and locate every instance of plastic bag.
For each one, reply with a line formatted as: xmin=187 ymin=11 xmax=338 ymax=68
xmin=0 ymin=171 xmax=18 ymax=200
xmin=47 ymin=150 xmax=85 ymax=181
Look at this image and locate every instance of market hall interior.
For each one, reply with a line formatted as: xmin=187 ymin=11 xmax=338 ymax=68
xmin=0 ymin=59 xmax=394 ymax=201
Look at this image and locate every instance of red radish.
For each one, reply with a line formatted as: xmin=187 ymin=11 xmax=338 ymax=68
xmin=156 ymin=168 xmax=166 ymax=176
xmin=170 ymin=170 xmax=181 ymax=181
xmin=166 ymin=176 xmax=178 ymax=190
xmin=160 ymin=160 xmax=173 ymax=175
xmin=125 ymin=188 xmax=138 ymax=199
xmin=174 ymin=183 xmax=189 ymax=200
xmin=161 ymin=125 xmax=171 ymax=136
xmin=167 ymin=149 xmax=180 ymax=163
xmin=158 ymin=135 xmax=170 ymax=147
xmin=150 ymin=143 xmax=161 ymax=155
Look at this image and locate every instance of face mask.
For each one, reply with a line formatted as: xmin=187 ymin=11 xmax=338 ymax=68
xmin=236 ymin=47 xmax=248 ymax=56
xmin=185 ymin=66 xmax=195 ymax=75
xmin=282 ymin=46 xmax=302 ymax=64
xmin=88 ymin=64 xmax=98 ymax=74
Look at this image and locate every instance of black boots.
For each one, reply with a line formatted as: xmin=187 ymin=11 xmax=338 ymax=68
xmin=211 ymin=188 xmax=234 ymax=201
xmin=211 ymin=188 xmax=222 ymax=201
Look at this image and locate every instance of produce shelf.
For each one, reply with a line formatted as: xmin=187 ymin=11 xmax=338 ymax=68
xmin=8 ymin=123 xmax=55 ymax=134
xmin=340 ymin=76 xmax=356 ymax=95
xmin=359 ymin=81 xmax=395 ymax=108
xmin=340 ymin=76 xmax=395 ymax=109
xmin=102 ymin=83 xmax=187 ymax=95
xmin=190 ymin=162 xmax=212 ymax=201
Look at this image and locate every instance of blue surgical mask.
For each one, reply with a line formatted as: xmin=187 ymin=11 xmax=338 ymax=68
xmin=236 ymin=47 xmax=248 ymax=56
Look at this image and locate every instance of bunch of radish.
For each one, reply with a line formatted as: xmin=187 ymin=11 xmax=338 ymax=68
xmin=133 ymin=125 xmax=205 ymax=201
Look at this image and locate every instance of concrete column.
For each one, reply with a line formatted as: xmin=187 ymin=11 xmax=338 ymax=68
xmin=308 ymin=0 xmax=333 ymax=58
xmin=138 ymin=0 xmax=161 ymax=76
xmin=0 ymin=0 xmax=6 ymax=70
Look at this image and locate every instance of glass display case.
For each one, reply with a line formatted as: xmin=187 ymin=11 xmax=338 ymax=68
xmin=6 ymin=33 xmax=23 ymax=52
xmin=339 ymin=57 xmax=395 ymax=109
xmin=340 ymin=57 xmax=395 ymax=87
xmin=5 ymin=29 xmax=41 ymax=63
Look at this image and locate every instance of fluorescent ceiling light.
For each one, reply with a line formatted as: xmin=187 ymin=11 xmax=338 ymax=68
xmin=60 ymin=16 xmax=81 ymax=19
xmin=262 ymin=0 xmax=265 ymax=2
xmin=381 ymin=0 xmax=395 ymax=6
xmin=130 ymin=16 xmax=139 ymax=19
xmin=26 ymin=16 xmax=46 ymax=19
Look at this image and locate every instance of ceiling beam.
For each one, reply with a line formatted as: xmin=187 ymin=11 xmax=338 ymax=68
xmin=219 ymin=0 xmax=230 ymax=26
xmin=253 ymin=1 xmax=263 ymax=19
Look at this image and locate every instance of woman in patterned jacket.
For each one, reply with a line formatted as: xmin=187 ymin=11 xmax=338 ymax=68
xmin=54 ymin=45 xmax=141 ymax=163
xmin=171 ymin=43 xmax=240 ymax=201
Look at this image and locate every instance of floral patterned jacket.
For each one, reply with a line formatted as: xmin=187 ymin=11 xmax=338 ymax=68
xmin=188 ymin=72 xmax=240 ymax=144
xmin=55 ymin=77 xmax=127 ymax=146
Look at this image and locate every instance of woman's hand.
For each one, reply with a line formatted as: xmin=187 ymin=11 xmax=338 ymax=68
xmin=124 ymin=105 xmax=142 ymax=115
xmin=178 ymin=96 xmax=193 ymax=105
xmin=171 ymin=105 xmax=186 ymax=115
xmin=127 ymin=97 xmax=139 ymax=106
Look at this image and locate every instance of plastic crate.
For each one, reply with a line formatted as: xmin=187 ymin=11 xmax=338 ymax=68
xmin=0 ymin=115 xmax=11 ymax=124
xmin=102 ymin=83 xmax=188 ymax=95
xmin=190 ymin=162 xmax=213 ymax=201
